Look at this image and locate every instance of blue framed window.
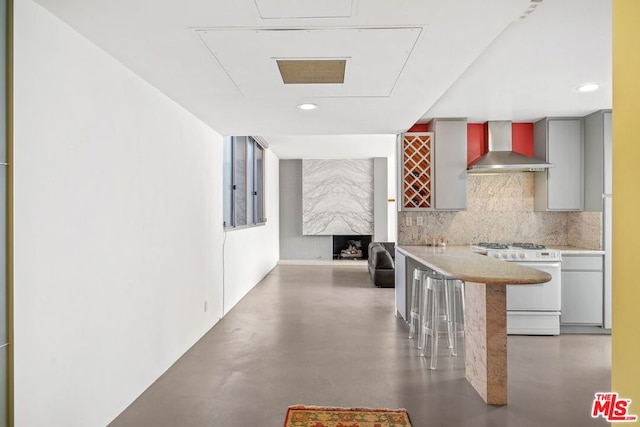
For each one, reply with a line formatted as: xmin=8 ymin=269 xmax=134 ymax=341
xmin=223 ymin=136 xmax=266 ymax=228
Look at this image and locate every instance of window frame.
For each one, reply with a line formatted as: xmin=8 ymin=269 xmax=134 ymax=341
xmin=223 ymin=136 xmax=266 ymax=230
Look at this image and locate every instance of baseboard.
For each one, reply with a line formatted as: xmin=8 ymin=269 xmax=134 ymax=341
xmin=277 ymin=259 xmax=367 ymax=266
xmin=560 ymin=325 xmax=612 ymax=335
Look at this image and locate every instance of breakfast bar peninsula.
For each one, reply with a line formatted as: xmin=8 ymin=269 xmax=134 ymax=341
xmin=395 ymin=245 xmax=552 ymax=405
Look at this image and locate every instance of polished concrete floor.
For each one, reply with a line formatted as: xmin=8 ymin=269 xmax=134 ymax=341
xmin=109 ymin=265 xmax=611 ymax=426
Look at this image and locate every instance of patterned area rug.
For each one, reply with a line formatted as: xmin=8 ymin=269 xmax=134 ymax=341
xmin=284 ymin=405 xmax=412 ymax=427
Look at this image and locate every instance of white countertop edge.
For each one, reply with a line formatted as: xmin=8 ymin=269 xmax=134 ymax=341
xmin=395 ymin=246 xmax=457 ymax=276
xmin=546 ymin=246 xmax=605 ymax=255
xmin=560 ymin=250 xmax=605 ymax=255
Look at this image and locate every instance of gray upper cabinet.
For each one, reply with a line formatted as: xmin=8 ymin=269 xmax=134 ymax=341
xmin=432 ymin=119 xmax=467 ymax=210
xmin=398 ymin=119 xmax=467 ymax=211
xmin=534 ymin=118 xmax=584 ymax=211
xmin=604 ymin=112 xmax=612 ymax=195
xmin=584 ymin=110 xmax=612 ymax=211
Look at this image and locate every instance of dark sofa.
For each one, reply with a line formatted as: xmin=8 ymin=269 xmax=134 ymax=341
xmin=367 ymin=242 xmax=395 ymax=288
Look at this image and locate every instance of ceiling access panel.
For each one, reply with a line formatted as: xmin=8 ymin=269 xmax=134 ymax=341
xmin=196 ymin=27 xmax=423 ymax=98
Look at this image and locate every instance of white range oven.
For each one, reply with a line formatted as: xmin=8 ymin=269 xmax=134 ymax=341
xmin=473 ymin=243 xmax=562 ymax=335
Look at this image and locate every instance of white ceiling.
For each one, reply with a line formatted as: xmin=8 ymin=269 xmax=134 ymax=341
xmin=252 ymin=0 xmax=356 ymax=20
xmin=196 ymin=27 xmax=422 ymax=97
xmin=422 ymin=0 xmax=612 ymax=123
xmin=34 ymin=0 xmax=611 ymax=158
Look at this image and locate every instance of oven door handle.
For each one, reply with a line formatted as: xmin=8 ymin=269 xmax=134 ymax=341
xmin=516 ymin=262 xmax=561 ymax=269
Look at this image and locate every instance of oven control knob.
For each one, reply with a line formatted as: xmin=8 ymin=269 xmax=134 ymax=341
xmin=518 ymin=253 xmax=525 ymax=259
xmin=493 ymin=253 xmax=500 ymax=258
xmin=510 ymin=253 xmax=517 ymax=259
xmin=502 ymin=253 xmax=508 ymax=258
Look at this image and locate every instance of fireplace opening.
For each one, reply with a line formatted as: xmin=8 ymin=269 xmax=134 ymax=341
xmin=332 ymin=235 xmax=372 ymax=260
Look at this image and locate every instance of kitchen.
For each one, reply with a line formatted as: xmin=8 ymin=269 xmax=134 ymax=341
xmin=391 ymin=114 xmax=613 ymax=407
xmin=395 ymin=114 xmax=612 ymax=336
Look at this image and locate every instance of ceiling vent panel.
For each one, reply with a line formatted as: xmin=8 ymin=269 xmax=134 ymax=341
xmin=253 ymin=0 xmax=355 ymax=19
xmin=277 ymin=59 xmax=346 ymax=84
xmin=196 ymin=27 xmax=422 ymax=98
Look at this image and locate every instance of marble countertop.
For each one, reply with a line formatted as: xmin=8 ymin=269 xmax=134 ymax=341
xmin=546 ymin=245 xmax=605 ymax=255
xmin=397 ymin=245 xmax=552 ymax=285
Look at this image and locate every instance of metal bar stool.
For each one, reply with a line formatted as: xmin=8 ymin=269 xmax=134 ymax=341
xmin=418 ymin=269 xmax=465 ymax=369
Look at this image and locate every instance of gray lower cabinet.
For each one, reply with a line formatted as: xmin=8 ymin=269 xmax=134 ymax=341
xmin=395 ymin=250 xmax=407 ymax=320
xmin=394 ymin=250 xmax=424 ymax=322
xmin=560 ymin=254 xmax=603 ymax=325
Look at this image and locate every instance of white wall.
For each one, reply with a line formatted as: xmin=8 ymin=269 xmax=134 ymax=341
xmin=13 ymin=1 xmax=278 ymax=425
xmin=223 ymin=150 xmax=279 ymax=313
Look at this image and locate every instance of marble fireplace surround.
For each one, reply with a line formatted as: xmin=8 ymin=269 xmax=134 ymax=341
xmin=398 ymin=173 xmax=602 ymax=249
xmin=302 ymin=159 xmax=374 ymax=236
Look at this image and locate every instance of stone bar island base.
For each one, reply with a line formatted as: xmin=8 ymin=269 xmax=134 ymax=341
xmin=395 ymin=246 xmax=552 ymax=406
xmin=464 ymin=282 xmax=507 ymax=405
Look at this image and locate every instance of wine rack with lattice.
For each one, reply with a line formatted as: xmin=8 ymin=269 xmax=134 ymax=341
xmin=402 ymin=133 xmax=432 ymax=209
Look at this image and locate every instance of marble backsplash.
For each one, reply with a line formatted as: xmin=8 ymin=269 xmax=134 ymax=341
xmin=466 ymin=172 xmax=535 ymax=212
xmin=567 ymin=211 xmax=602 ymax=248
xmin=398 ymin=173 xmax=602 ymax=249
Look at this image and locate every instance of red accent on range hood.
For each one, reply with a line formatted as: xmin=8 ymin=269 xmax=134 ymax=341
xmin=467 ymin=122 xmax=534 ymax=166
xmin=405 ymin=121 xmax=535 ymax=167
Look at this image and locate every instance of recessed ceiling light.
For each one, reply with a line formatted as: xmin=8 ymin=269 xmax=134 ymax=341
xmin=297 ymin=103 xmax=318 ymax=110
xmin=576 ymin=83 xmax=600 ymax=93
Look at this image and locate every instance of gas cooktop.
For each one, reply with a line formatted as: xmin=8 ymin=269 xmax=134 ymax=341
xmin=509 ymin=242 xmax=547 ymax=250
xmin=472 ymin=242 xmax=560 ymax=261
xmin=473 ymin=242 xmax=547 ymax=250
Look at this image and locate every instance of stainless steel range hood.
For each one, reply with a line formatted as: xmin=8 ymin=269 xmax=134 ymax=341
xmin=467 ymin=121 xmax=552 ymax=173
